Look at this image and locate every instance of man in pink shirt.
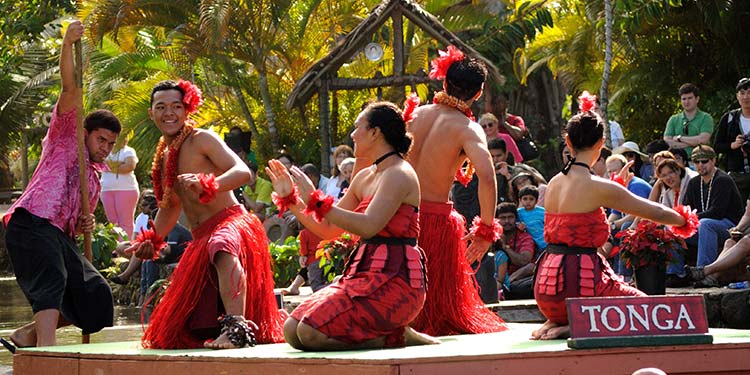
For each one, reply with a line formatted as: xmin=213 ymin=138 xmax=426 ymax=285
xmin=2 ymin=21 xmax=120 ymax=349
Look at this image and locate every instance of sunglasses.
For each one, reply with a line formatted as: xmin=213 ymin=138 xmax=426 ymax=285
xmin=682 ymin=117 xmax=691 ymax=135
xmin=480 ymin=123 xmax=496 ymax=129
xmin=692 ymin=159 xmax=711 ymax=165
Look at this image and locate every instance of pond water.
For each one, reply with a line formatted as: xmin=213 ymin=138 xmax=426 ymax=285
xmin=0 ymin=277 xmax=144 ymax=373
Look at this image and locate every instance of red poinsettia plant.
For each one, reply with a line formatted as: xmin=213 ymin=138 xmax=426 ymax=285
xmin=315 ymin=232 xmax=359 ymax=282
xmin=613 ymin=220 xmax=686 ymax=269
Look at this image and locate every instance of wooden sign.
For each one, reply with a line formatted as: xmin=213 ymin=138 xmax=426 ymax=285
xmin=566 ymin=295 xmax=713 ymax=349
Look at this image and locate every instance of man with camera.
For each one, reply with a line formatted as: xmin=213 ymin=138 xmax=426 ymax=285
xmin=663 ymin=83 xmax=714 ymax=156
xmin=714 ymin=78 xmax=750 ymax=201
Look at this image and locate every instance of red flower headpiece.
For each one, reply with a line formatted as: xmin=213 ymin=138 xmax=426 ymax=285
xmin=578 ymin=90 xmax=596 ymax=113
xmin=429 ymin=45 xmax=465 ymax=80
xmin=177 ymin=79 xmax=203 ymax=114
xmin=402 ymin=93 xmax=420 ymax=123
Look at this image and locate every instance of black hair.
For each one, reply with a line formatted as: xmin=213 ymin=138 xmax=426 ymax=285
xmin=495 ymin=202 xmax=518 ymax=218
xmin=599 ymin=147 xmax=612 ymax=161
xmin=678 ymin=83 xmax=699 ymax=97
xmin=668 ymin=147 xmax=689 ymax=165
xmin=84 ymin=109 xmax=121 ymax=134
xmin=487 ymin=137 xmax=507 ymax=152
xmin=445 ymin=58 xmax=487 ymax=101
xmin=565 ymin=112 xmax=604 ymax=151
xmin=645 ymin=139 xmax=669 ymax=155
xmin=519 ymin=185 xmax=539 ymax=201
xmin=301 ymin=163 xmax=320 ymax=177
xmin=150 ymin=80 xmax=184 ymax=105
xmin=247 ymin=162 xmax=259 ymax=174
xmin=363 ymin=102 xmax=412 ymax=155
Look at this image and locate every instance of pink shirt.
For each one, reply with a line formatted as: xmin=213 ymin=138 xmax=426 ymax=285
xmin=498 ymin=133 xmax=523 ymax=163
xmin=4 ymin=105 xmax=102 ymax=237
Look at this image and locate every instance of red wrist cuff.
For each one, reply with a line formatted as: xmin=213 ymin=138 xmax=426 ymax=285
xmin=272 ymin=186 xmax=300 ymax=217
xmin=197 ymin=173 xmax=219 ymax=203
xmin=303 ymin=190 xmax=335 ymax=222
xmin=670 ymin=205 xmax=700 ymax=239
xmin=469 ymin=216 xmax=503 ymax=243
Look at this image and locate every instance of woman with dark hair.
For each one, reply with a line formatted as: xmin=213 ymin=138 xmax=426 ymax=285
xmin=266 ymin=100 xmax=436 ymax=350
xmin=532 ymin=92 xmax=697 ymax=340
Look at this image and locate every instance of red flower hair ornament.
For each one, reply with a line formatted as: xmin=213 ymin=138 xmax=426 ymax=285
xmin=429 ymin=45 xmax=465 ymax=80
xmin=177 ymin=79 xmax=203 ymax=114
xmin=578 ymin=90 xmax=597 ymax=113
xmin=402 ymin=93 xmax=420 ymax=123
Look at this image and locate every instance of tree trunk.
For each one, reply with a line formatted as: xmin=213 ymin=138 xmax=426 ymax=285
xmin=257 ymin=65 xmax=279 ymax=152
xmin=600 ymin=0 xmax=614 ymax=148
xmin=220 ymin=57 xmax=260 ymax=139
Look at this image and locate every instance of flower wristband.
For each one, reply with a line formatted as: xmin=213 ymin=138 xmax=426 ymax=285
xmin=670 ymin=205 xmax=700 ymax=238
xmin=197 ymin=173 xmax=219 ymax=204
xmin=469 ymin=216 xmax=503 ymax=243
xmin=271 ymin=186 xmax=300 ymax=217
xmin=133 ymin=221 xmax=167 ymax=260
xmin=303 ymin=190 xmax=335 ymax=222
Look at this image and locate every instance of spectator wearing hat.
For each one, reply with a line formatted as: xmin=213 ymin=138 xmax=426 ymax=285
xmin=713 ymin=77 xmax=750 ymax=201
xmin=663 ymin=83 xmax=714 ymax=156
xmin=614 ymin=141 xmax=652 ymax=180
xmin=683 ymin=145 xmax=744 ymax=267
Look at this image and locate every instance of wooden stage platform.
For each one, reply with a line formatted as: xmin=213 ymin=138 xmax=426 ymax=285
xmin=12 ymin=324 xmax=750 ymax=375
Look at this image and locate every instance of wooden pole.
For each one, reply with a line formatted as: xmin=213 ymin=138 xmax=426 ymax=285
xmin=74 ymin=39 xmax=92 ymax=344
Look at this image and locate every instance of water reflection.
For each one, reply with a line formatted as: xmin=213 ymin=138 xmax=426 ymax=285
xmin=0 ymin=278 xmax=143 ymax=371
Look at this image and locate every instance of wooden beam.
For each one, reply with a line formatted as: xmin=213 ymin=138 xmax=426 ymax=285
xmin=329 ymin=74 xmax=436 ymax=91
xmin=318 ymin=79 xmax=331 ymax=175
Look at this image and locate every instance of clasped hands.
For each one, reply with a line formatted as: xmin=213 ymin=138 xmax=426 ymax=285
xmin=265 ymin=159 xmax=316 ymax=204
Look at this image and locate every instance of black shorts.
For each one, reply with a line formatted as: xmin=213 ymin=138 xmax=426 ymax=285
xmin=5 ymin=209 xmax=114 ymax=334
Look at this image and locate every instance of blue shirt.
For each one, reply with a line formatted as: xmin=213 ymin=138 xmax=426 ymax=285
xmin=612 ymin=176 xmax=652 ymax=216
xmin=517 ymin=206 xmax=547 ymax=250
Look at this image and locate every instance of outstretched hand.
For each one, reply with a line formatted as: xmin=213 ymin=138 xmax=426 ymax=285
xmin=618 ymin=160 xmax=635 ymax=187
xmin=289 ymin=166 xmax=316 ymax=204
xmin=124 ymin=240 xmax=156 ymax=260
xmin=266 ymin=159 xmax=295 ymax=197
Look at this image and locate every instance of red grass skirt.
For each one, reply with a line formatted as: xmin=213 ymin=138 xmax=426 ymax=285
xmin=534 ymin=245 xmax=646 ymax=325
xmin=142 ymin=205 xmax=285 ymax=348
xmin=410 ymin=200 xmax=507 ymax=336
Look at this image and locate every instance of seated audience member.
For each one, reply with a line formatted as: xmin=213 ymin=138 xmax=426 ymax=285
xmin=140 ymin=208 xmax=192 ymax=305
xmin=325 ymin=145 xmax=354 ymax=199
xmin=510 ymin=173 xmax=547 ymax=208
xmin=493 ymin=203 xmax=535 ymax=300
xmin=241 ymin=163 xmax=273 ymax=222
xmin=337 ymin=157 xmax=355 ymax=200
xmin=682 ymin=145 xmax=744 ymax=268
xmin=592 ymin=147 xmax=613 ymax=178
xmin=517 ymin=186 xmax=546 ymax=252
xmin=687 ymin=200 xmax=750 ymax=287
xmin=645 ymin=140 xmax=670 ymax=185
xmin=669 ymin=147 xmax=690 ymax=169
xmin=301 ymin=163 xmax=329 ymax=190
xmin=614 ymin=141 xmax=651 ymax=180
xmin=111 ymin=191 xmax=158 ymax=284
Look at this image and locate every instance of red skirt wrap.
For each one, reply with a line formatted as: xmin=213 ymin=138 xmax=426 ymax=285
xmin=142 ymin=205 xmax=285 ymax=348
xmin=291 ymin=240 xmax=426 ymax=346
xmin=410 ymin=200 xmax=507 ymax=336
xmin=534 ymin=245 xmax=646 ymax=325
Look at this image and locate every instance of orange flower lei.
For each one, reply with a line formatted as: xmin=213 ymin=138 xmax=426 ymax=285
xmin=433 ymin=91 xmax=476 ymax=186
xmin=152 ymin=123 xmax=194 ymax=208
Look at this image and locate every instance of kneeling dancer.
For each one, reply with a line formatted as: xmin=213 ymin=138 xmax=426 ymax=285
xmin=266 ymin=101 xmax=437 ymax=350
xmin=532 ymin=92 xmax=698 ymax=340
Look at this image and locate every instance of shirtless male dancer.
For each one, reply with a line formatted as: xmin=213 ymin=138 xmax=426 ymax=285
xmin=130 ymin=80 xmax=284 ymax=349
xmin=407 ymin=46 xmax=507 ymax=336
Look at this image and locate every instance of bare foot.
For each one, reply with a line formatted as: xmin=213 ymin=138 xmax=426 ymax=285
xmin=531 ymin=320 xmax=558 ymax=340
xmin=404 ymin=327 xmax=440 ymax=346
xmin=539 ymin=325 xmax=570 ymax=340
xmin=280 ymin=286 xmax=299 ymax=296
xmin=204 ymin=332 xmax=241 ymax=350
xmin=10 ymin=326 xmax=36 ymax=348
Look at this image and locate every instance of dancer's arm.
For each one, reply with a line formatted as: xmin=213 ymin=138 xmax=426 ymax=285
xmin=463 ymin=129 xmax=498 ymax=263
xmin=58 ymin=21 xmax=83 ymax=114
xmin=599 ymin=179 xmax=685 ymax=227
xmin=195 ymin=130 xmax=253 ymax=192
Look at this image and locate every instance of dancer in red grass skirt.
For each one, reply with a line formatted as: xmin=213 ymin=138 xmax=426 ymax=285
xmin=266 ymin=100 xmax=438 ymax=350
xmin=532 ymin=92 xmax=698 ymax=340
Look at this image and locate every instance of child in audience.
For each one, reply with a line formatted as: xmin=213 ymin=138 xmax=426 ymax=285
xmin=517 ymin=185 xmax=547 ymax=252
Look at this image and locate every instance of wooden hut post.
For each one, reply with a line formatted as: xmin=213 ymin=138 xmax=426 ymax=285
xmin=318 ymin=78 xmax=332 ymax=175
xmin=392 ymin=9 xmax=405 ymax=98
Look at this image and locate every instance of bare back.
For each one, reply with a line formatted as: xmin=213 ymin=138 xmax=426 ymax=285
xmin=408 ymin=104 xmax=488 ymax=201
